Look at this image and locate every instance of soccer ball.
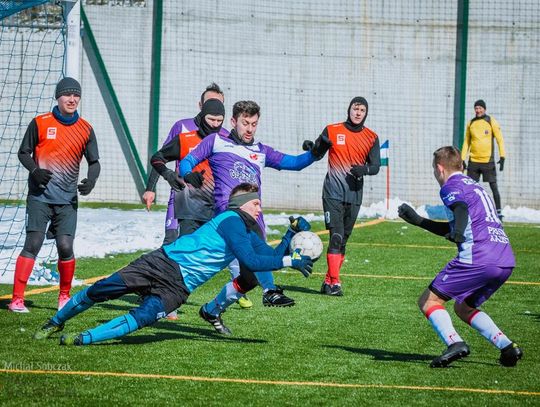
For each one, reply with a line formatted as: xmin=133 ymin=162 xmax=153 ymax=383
xmin=290 ymin=231 xmax=324 ymax=261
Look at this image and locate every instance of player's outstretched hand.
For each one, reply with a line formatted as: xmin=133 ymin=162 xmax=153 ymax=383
xmin=163 ymin=170 xmax=185 ymax=191
xmin=398 ymin=203 xmax=424 ymax=226
xmin=142 ymin=191 xmax=155 ymax=211
xmin=288 ymin=215 xmax=311 ymax=233
xmin=445 ymin=230 xmax=466 ymax=243
xmin=77 ymin=178 xmax=96 ymax=195
xmin=302 ymin=140 xmax=314 ymax=151
xmin=311 ymin=134 xmax=332 ymax=159
xmin=290 ymin=249 xmax=313 ymax=277
xmin=350 ymin=165 xmax=369 ymax=178
xmin=31 ymin=168 xmax=53 ymax=187
xmin=184 ymin=170 xmax=205 ymax=188
xmin=497 ymin=157 xmax=505 ymax=171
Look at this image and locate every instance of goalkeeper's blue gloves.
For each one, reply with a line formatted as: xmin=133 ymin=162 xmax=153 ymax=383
xmin=288 ymin=216 xmax=311 ymax=233
xmin=283 ymin=249 xmax=313 ymax=277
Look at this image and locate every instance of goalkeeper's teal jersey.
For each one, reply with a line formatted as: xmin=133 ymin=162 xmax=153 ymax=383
xmin=162 ymin=210 xmax=288 ymax=292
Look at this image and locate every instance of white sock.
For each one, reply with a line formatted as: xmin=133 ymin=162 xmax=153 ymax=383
xmin=469 ymin=310 xmax=511 ymax=350
xmin=426 ymin=306 xmax=464 ymax=346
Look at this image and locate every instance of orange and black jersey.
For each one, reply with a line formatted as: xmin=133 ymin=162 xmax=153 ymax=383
xmin=322 ymin=123 xmax=380 ymax=204
xmin=18 ymin=112 xmax=99 ymax=204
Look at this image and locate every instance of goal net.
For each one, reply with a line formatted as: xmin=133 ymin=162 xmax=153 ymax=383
xmin=0 ymin=1 xmax=65 ymax=283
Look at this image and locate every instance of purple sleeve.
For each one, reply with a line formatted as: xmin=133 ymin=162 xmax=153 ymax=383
xmin=163 ymin=122 xmax=182 ymax=147
xmin=189 ymin=133 xmax=216 ymax=162
xmin=440 ymin=184 xmax=465 ymax=207
xmin=259 ymin=143 xmax=285 ymax=169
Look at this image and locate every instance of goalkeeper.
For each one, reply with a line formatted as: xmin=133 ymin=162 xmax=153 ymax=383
xmin=34 ymin=183 xmax=313 ymax=346
xmin=398 ymin=146 xmax=521 ymax=368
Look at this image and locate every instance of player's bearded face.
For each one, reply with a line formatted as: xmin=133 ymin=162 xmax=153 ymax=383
xmin=240 ymin=199 xmax=262 ymax=220
xmin=349 ymin=104 xmax=367 ymax=125
xmin=232 ymin=114 xmax=259 ymax=143
xmin=57 ymin=94 xmax=80 ymax=117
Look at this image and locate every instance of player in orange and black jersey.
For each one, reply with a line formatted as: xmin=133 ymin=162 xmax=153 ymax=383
xmin=303 ymin=96 xmax=380 ymax=296
xmin=9 ymin=77 xmax=100 ymax=313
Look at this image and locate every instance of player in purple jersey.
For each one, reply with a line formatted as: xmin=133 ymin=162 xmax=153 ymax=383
xmin=143 ymin=83 xmax=228 ymax=244
xmin=180 ymin=100 xmax=320 ymax=326
xmin=398 ymin=146 xmax=522 ymax=368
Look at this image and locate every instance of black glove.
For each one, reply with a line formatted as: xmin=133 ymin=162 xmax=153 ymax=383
xmin=163 ymin=170 xmax=185 ymax=191
xmin=302 ymin=140 xmax=314 ymax=151
xmin=30 ymin=168 xmax=53 ymax=187
xmin=445 ymin=230 xmax=466 ymax=243
xmin=398 ymin=203 xmax=424 ymax=226
xmin=184 ymin=170 xmax=205 ymax=188
xmin=462 ymin=160 xmax=467 ymax=171
xmin=350 ymin=165 xmax=369 ymax=178
xmin=288 ymin=216 xmax=311 ymax=233
xmin=77 ymin=178 xmax=96 ymax=195
xmin=290 ymin=249 xmax=313 ymax=277
xmin=497 ymin=157 xmax=505 ymax=171
xmin=311 ymin=134 xmax=332 ymax=159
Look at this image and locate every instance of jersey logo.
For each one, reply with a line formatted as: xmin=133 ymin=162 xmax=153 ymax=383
xmin=337 ymin=134 xmax=346 ymax=145
xmin=229 ymin=162 xmax=258 ymax=184
xmin=47 ymin=127 xmax=57 ymax=139
xmin=249 ymin=153 xmax=259 ymax=161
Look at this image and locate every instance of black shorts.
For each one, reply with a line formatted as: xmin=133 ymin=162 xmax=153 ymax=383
xmin=118 ymin=248 xmax=189 ymax=314
xmin=467 ymin=161 xmax=497 ymax=183
xmin=322 ymin=197 xmax=361 ymax=237
xmin=26 ymin=198 xmax=77 ymax=238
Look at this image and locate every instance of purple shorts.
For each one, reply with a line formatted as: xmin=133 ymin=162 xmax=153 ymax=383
xmin=429 ymin=259 xmax=513 ymax=308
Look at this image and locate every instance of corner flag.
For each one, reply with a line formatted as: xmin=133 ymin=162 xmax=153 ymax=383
xmin=380 ymin=140 xmax=389 ymax=166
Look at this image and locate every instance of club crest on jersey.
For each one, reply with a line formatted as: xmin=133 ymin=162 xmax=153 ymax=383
xmin=47 ymin=127 xmax=57 ymax=139
xmin=249 ymin=153 xmax=259 ymax=161
xmin=337 ymin=134 xmax=346 ymax=145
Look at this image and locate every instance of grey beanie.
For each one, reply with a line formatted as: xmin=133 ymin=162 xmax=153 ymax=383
xmin=55 ymin=77 xmax=82 ymax=99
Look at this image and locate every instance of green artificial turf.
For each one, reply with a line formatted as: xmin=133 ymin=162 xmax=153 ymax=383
xmin=0 ymin=220 xmax=538 ymax=406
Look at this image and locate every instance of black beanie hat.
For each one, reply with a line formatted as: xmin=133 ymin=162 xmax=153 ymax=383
xmin=55 ymin=77 xmax=82 ymax=99
xmin=474 ymin=99 xmax=486 ymax=109
xmin=201 ymin=98 xmax=225 ymax=117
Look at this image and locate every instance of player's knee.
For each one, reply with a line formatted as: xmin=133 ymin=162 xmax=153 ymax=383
xmin=56 ymin=236 xmax=74 ymax=259
xmin=329 ymin=232 xmax=343 ymax=252
xmin=22 ymin=232 xmax=45 ymax=257
xmin=234 ymin=273 xmax=257 ymax=293
xmin=129 ymin=296 xmax=166 ymax=328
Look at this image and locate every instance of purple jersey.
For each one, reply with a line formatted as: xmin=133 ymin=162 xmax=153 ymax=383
xmin=161 ymin=118 xmax=229 ymax=230
xmin=184 ymin=133 xmax=285 ymax=232
xmin=440 ymin=173 xmax=515 ymax=267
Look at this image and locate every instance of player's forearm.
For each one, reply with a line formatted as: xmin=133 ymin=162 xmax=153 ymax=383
xmin=87 ymin=160 xmax=101 ymax=181
xmin=279 ymin=151 xmax=315 ymax=171
xmin=17 ymin=150 xmax=37 ymax=173
xmin=145 ymin=168 xmax=160 ymax=192
xmin=179 ymin=155 xmax=198 ymax=176
xmin=418 ymin=218 xmax=450 ymax=237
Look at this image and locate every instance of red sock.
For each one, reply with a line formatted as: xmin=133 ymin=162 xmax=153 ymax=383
xmin=58 ymin=258 xmax=76 ymax=297
xmin=12 ymin=255 xmax=35 ymax=301
xmin=339 ymin=254 xmax=345 ymax=269
xmin=326 ymin=253 xmax=343 ymax=285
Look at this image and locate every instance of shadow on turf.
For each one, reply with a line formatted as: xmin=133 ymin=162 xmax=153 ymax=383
xmin=87 ymin=319 xmax=268 ymax=346
xmin=278 ymin=285 xmax=320 ymax=295
xmin=325 ymin=344 xmax=435 ymax=364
